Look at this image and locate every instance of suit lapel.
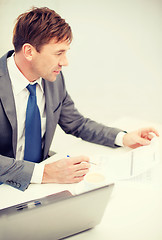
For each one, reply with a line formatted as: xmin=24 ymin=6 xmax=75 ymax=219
xmin=43 ymin=81 xmax=57 ymax=159
xmin=0 ymin=52 xmax=17 ymax=157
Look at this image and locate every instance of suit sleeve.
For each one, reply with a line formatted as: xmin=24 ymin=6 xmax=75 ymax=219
xmin=0 ymin=155 xmax=35 ymax=191
xmin=58 ymin=76 xmax=123 ymax=148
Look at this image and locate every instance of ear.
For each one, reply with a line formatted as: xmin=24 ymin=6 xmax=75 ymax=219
xmin=22 ymin=43 xmax=35 ymax=61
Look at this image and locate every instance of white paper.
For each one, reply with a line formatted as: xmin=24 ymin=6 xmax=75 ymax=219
xmin=88 ymin=137 xmax=161 ymax=184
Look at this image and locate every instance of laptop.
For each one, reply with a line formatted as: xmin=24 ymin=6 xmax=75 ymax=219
xmin=0 ymin=184 xmax=114 ymax=240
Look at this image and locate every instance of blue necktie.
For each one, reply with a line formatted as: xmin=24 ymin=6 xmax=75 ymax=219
xmin=24 ymin=84 xmax=42 ymax=163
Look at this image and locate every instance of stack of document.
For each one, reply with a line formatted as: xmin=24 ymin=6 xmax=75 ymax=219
xmin=85 ymin=137 xmax=161 ymax=186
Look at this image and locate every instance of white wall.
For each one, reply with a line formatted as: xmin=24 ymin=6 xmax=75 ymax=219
xmin=0 ymin=0 xmax=161 ymax=125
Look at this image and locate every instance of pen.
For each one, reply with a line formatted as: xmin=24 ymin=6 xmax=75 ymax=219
xmin=67 ymin=155 xmax=97 ymax=165
xmin=89 ymin=162 xmax=97 ymax=165
xmin=16 ymin=201 xmax=41 ymax=211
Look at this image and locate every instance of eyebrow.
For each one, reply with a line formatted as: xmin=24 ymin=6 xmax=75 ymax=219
xmin=55 ymin=49 xmax=66 ymax=53
xmin=55 ymin=47 xmax=70 ymax=54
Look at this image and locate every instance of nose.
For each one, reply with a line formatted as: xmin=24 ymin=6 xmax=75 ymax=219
xmin=59 ymin=54 xmax=69 ymax=67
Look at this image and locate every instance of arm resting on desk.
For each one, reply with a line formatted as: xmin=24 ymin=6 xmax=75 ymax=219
xmin=0 ymin=155 xmax=34 ymax=191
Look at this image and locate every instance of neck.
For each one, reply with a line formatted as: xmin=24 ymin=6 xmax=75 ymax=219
xmin=14 ymin=52 xmax=39 ymax=82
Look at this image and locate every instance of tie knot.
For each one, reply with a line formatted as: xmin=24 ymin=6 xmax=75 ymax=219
xmin=27 ymin=84 xmax=37 ymax=96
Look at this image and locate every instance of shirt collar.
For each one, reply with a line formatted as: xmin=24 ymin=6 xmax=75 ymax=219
xmin=7 ymin=54 xmax=44 ymax=95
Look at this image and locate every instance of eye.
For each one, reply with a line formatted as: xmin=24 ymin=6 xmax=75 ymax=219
xmin=55 ymin=51 xmax=64 ymax=56
xmin=56 ymin=52 xmax=62 ymax=56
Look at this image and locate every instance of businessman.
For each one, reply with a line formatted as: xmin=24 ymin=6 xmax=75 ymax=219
xmin=0 ymin=7 xmax=159 ymax=191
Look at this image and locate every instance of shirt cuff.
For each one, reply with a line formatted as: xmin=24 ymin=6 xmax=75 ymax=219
xmin=30 ymin=163 xmax=45 ymax=184
xmin=115 ymin=131 xmax=127 ymax=147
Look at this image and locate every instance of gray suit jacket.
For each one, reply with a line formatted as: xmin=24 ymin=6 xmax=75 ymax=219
xmin=0 ymin=50 xmax=122 ymax=191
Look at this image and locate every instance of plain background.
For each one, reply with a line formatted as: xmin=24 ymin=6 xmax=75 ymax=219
xmin=0 ymin=3 xmax=162 ymax=239
xmin=0 ymin=0 xmax=161 ymax=127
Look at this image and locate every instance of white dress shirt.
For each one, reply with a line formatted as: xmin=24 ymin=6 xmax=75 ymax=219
xmin=7 ymin=54 xmax=45 ymax=183
xmin=7 ymin=53 xmax=125 ymax=185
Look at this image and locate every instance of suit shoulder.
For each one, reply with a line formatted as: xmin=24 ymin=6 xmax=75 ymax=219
xmin=0 ymin=50 xmax=14 ymax=76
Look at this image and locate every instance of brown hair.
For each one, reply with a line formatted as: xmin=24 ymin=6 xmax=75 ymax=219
xmin=13 ymin=7 xmax=73 ymax=52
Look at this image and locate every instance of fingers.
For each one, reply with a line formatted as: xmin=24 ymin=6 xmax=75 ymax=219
xmin=149 ymin=127 xmax=159 ymax=136
xmin=72 ymin=161 xmax=90 ymax=171
xmin=137 ymin=127 xmax=159 ymax=146
xmin=140 ymin=127 xmax=159 ymax=138
xmin=68 ymin=157 xmax=90 ymax=180
xmin=145 ymin=133 xmax=154 ymax=141
xmin=66 ymin=155 xmax=90 ymax=173
xmin=73 ymin=175 xmax=85 ymax=183
xmin=72 ymin=168 xmax=90 ymax=183
xmin=123 ymin=126 xmax=159 ymax=149
xmin=136 ymin=136 xmax=150 ymax=146
xmin=73 ymin=169 xmax=89 ymax=180
xmin=69 ymin=155 xmax=90 ymax=165
xmin=42 ymin=155 xmax=91 ymax=184
xmin=62 ymin=162 xmax=90 ymax=184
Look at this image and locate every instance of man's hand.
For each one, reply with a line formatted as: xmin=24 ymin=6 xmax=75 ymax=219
xmin=42 ymin=156 xmax=90 ymax=184
xmin=123 ymin=127 xmax=159 ymax=149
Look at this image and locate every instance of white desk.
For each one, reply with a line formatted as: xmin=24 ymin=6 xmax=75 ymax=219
xmin=1 ymin=117 xmax=162 ymax=240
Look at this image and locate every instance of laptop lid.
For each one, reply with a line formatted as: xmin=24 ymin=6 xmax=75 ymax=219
xmin=0 ymin=184 xmax=114 ymax=240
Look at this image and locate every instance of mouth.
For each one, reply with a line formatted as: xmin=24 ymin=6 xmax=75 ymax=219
xmin=53 ymin=70 xmax=61 ymax=75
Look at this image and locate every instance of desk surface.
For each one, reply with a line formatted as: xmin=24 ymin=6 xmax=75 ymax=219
xmin=1 ymin=117 xmax=162 ymax=240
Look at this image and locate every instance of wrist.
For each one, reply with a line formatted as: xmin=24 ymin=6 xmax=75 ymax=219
xmin=42 ymin=163 xmax=58 ymax=184
xmin=42 ymin=164 xmax=51 ymax=183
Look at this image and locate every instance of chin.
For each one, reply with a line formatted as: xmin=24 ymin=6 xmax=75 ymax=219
xmin=44 ymin=76 xmax=57 ymax=82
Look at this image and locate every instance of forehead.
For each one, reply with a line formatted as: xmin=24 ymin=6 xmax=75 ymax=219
xmin=41 ymin=38 xmax=71 ymax=52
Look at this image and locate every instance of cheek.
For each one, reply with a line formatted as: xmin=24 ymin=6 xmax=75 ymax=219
xmin=43 ymin=56 xmax=57 ymax=68
xmin=36 ymin=58 xmax=50 ymax=72
xmin=32 ymin=54 xmax=58 ymax=74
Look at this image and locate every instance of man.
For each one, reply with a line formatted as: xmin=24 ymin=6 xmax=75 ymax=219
xmin=0 ymin=7 xmax=159 ymax=191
